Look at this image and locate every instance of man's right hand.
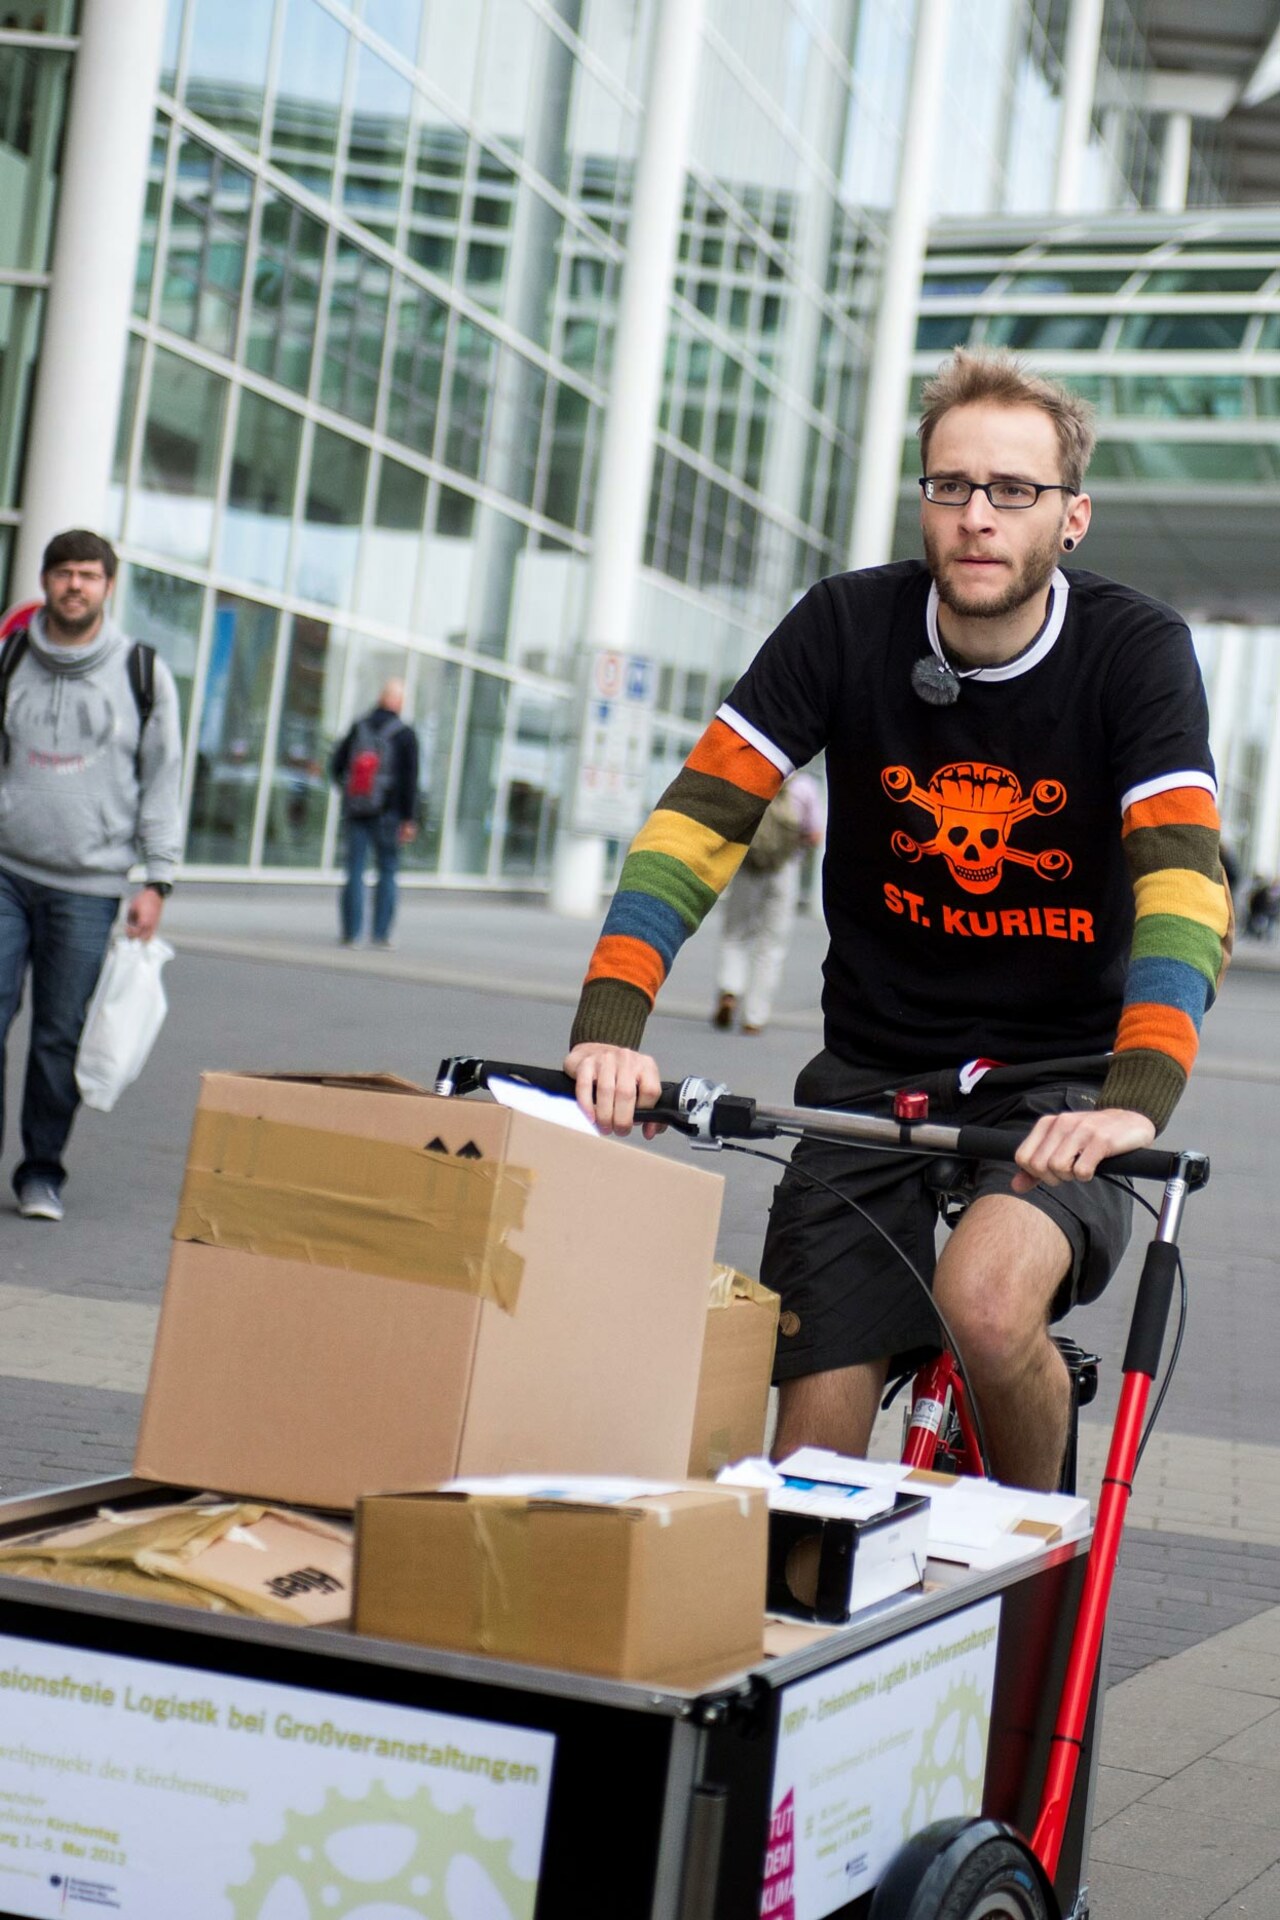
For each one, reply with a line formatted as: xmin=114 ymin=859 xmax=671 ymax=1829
xmin=564 ymin=1042 xmax=665 ymax=1138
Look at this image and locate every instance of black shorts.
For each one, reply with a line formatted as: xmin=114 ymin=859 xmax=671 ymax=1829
xmin=763 ymin=1049 xmax=1134 ymax=1384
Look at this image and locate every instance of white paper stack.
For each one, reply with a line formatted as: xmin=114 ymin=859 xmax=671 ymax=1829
xmin=775 ymin=1449 xmax=1091 ymax=1572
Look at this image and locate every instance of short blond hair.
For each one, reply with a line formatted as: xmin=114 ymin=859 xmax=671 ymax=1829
xmin=918 ymin=348 xmax=1096 ymax=494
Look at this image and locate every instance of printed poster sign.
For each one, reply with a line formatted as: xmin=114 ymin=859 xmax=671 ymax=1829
xmin=570 ymin=648 xmax=655 ymax=837
xmin=764 ymin=1598 xmax=1001 ymax=1919
xmin=0 ymin=1632 xmax=554 ymax=1917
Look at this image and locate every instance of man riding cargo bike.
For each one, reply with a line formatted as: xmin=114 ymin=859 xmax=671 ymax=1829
xmin=563 ymin=347 xmax=1231 ymax=1499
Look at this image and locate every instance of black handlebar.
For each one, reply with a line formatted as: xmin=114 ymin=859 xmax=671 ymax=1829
xmin=434 ymin=1056 xmax=1209 ymax=1190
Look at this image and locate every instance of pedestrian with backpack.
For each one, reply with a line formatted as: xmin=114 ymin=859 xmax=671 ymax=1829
xmin=0 ymin=529 xmax=182 ymax=1222
xmin=330 ymin=679 xmax=419 ymax=947
xmin=712 ymin=770 xmax=825 ymax=1034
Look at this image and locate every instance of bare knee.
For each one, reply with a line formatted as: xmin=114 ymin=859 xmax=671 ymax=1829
xmin=939 ymin=1269 xmax=1052 ymax=1382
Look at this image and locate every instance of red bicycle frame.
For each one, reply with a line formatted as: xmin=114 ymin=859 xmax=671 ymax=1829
xmin=900 ymin=1350 xmax=984 ymax=1474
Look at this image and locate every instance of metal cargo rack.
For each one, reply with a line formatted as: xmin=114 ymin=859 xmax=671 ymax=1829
xmin=0 ymin=1475 xmax=1100 ymax=1920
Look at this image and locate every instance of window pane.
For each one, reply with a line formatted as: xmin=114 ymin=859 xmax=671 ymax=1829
xmin=0 ymin=45 xmax=71 ymax=272
xmin=271 ymin=0 xmax=348 ymax=195
xmin=161 ymin=0 xmax=184 ymax=92
xmin=128 ymin=348 xmax=227 ymax=562
xmin=421 ymin=490 xmax=474 ymax=642
xmin=400 ymin=654 xmax=458 ymax=872
xmin=296 ymin=426 xmax=368 ymax=605
xmin=1126 ymin=441 xmax=1268 ymax=484
xmin=405 ymin=119 xmax=463 ymax=277
xmin=985 ymin=313 xmax=1108 ymax=350
xmin=134 ymin=120 xmax=169 ymax=318
xmin=187 ymin=594 xmax=279 ymax=864
xmin=246 ymin=190 xmax=325 ymax=392
xmin=0 ymin=285 xmax=41 ymax=508
xmin=540 ymin=382 xmax=589 ymax=532
xmin=385 ymin=278 xmax=446 ymax=453
xmin=453 ymin=670 xmax=506 ymax=874
xmin=917 ymin=312 xmax=974 ymax=351
xmin=185 ymin=0 xmax=273 ymax=150
xmin=359 ymin=456 xmax=426 ymax=622
xmin=361 ymin=0 xmax=422 ymax=60
xmin=262 ymin=614 xmax=347 ymax=866
xmin=161 ymin=136 xmax=253 ymax=355
xmin=1139 ymin=268 xmax=1271 ymax=293
xmin=1116 ymin=314 xmax=1250 ymax=351
xmin=444 ymin=320 xmax=495 ymax=478
xmin=221 ymin=390 xmax=302 ymax=589
xmin=1113 ymin=375 xmax=1248 ymax=420
xmin=118 ymin=564 xmax=203 ymax=742
xmin=321 ymin=240 xmax=390 ymax=426
xmin=345 ymin=43 xmax=409 ymax=242
xmin=106 ymin=332 xmax=144 ymax=537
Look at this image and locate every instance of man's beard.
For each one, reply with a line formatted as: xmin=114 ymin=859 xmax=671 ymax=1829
xmin=923 ymin=522 xmax=1061 ymax=623
xmin=48 ymin=600 xmax=100 ymax=638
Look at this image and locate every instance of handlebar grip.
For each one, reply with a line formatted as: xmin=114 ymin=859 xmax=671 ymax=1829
xmin=461 ymin=1059 xmax=687 ymax=1122
xmin=952 ymin=1122 xmax=1199 ymax=1184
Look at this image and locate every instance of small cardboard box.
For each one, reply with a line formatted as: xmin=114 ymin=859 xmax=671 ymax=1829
xmin=767 ymin=1491 xmax=930 ymax=1623
xmin=353 ymin=1481 xmax=768 ymax=1685
xmin=687 ymin=1267 xmax=780 ymax=1478
xmin=135 ymin=1073 xmax=723 ymax=1511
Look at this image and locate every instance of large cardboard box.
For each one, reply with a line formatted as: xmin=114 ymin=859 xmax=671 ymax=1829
xmin=135 ymin=1073 xmax=723 ymax=1510
xmin=353 ymin=1482 xmax=767 ymax=1684
xmin=688 ymin=1267 xmax=780 ymax=1478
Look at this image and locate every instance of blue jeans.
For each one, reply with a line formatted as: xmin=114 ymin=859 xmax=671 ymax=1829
xmin=0 ymin=868 xmax=119 ymax=1193
xmin=340 ymin=814 xmax=401 ymax=942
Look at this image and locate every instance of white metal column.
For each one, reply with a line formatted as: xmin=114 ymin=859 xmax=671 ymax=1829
xmin=1253 ymin=664 xmax=1280 ymax=879
xmin=550 ymin=0 xmax=706 ymax=916
xmin=12 ymin=0 xmax=167 ymax=595
xmin=847 ymin=0 xmax=950 ymax=572
xmin=1053 ymin=0 xmax=1105 ymax=214
xmin=1157 ymin=110 xmax=1193 ymax=211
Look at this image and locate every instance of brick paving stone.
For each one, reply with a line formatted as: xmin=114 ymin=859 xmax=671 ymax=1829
xmin=1206 ymin=1862 xmax=1280 ymax=1917
xmin=1089 ymin=1803 xmax=1280 ymax=1904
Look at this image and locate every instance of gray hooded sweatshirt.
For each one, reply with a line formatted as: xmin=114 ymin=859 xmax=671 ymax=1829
xmin=0 ymin=612 xmax=183 ymax=895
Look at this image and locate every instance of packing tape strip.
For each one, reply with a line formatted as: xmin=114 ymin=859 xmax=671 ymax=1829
xmin=174 ymin=1110 xmax=533 ymax=1311
xmin=471 ymin=1501 xmax=534 ymax=1658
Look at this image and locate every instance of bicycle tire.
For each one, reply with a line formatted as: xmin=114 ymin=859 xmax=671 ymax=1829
xmin=870 ymin=1821 xmax=1059 ymax=1920
xmin=925 ymin=1839 xmax=1054 ymax=1918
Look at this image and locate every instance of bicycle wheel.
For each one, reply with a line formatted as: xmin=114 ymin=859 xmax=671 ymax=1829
xmin=870 ymin=1820 xmax=1059 ymax=1920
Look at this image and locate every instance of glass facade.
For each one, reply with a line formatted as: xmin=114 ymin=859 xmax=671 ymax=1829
xmin=8 ymin=0 xmax=1264 ymax=884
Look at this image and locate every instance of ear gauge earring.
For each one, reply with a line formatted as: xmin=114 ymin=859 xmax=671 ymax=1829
xmin=1062 ymin=537 xmax=1076 ymax=551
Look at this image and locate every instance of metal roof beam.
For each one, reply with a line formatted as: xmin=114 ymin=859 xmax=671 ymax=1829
xmin=1243 ymin=16 xmax=1280 ymax=103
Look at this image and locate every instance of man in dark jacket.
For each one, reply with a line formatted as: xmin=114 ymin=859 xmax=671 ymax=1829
xmin=330 ymin=679 xmax=419 ymax=946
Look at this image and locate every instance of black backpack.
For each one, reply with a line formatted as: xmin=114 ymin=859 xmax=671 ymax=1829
xmin=0 ymin=628 xmax=157 ymax=774
xmin=343 ymin=713 xmax=399 ymax=819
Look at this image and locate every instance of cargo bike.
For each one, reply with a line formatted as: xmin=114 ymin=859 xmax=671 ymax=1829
xmin=0 ymin=1055 xmax=1205 ymax=1920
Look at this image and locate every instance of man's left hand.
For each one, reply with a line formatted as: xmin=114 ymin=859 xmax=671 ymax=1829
xmin=1013 ymin=1106 xmax=1156 ymax=1191
xmin=398 ymin=821 xmax=417 ymax=844
xmin=126 ymin=888 xmax=165 ymax=942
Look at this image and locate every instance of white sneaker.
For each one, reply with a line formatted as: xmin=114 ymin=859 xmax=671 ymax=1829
xmin=16 ymin=1179 xmax=63 ymax=1222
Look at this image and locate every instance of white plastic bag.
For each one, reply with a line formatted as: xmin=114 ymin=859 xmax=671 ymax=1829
xmin=74 ymin=935 xmax=174 ymax=1112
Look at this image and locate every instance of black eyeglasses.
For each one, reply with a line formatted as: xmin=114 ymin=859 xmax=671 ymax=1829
xmin=919 ymin=477 xmax=1077 ymax=511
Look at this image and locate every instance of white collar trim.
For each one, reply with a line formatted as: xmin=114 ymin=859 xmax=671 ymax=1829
xmin=926 ymin=569 xmax=1069 ymax=682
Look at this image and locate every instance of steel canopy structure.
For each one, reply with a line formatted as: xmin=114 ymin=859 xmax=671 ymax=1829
xmin=900 ymin=209 xmax=1280 ymax=624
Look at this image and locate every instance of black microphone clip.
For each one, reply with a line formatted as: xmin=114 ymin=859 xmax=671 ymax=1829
xmin=911 ymin=656 xmax=962 ymax=707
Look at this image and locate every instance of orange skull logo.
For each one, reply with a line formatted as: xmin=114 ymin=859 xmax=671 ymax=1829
xmin=881 ymin=761 xmax=1072 ymax=895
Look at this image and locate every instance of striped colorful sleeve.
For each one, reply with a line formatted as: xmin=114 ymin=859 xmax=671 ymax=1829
xmin=1100 ymin=776 xmax=1232 ymax=1131
xmin=569 ymin=712 xmax=787 ymax=1049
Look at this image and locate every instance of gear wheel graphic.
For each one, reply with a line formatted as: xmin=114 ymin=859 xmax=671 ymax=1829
xmin=901 ymin=1679 xmax=989 ymax=1838
xmin=226 ymin=1780 xmax=537 ymax=1919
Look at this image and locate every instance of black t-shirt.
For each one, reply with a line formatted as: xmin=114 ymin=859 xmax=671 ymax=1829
xmin=722 ymin=562 xmax=1214 ymax=1071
